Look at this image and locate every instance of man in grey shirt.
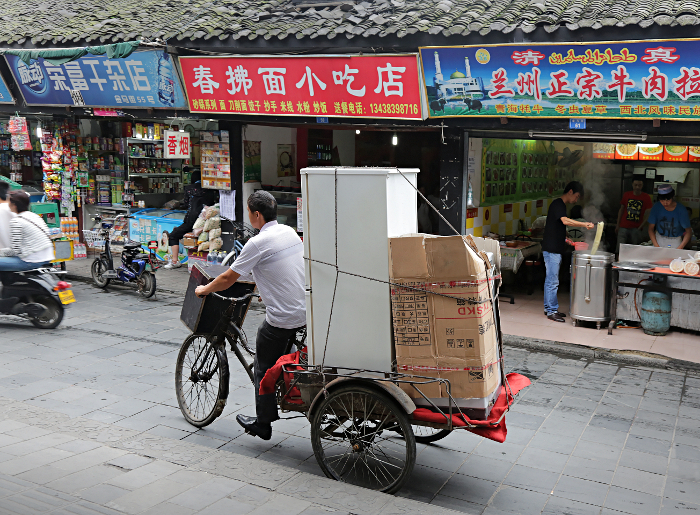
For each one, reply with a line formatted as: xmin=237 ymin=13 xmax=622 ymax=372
xmin=196 ymin=191 xmax=305 ymax=440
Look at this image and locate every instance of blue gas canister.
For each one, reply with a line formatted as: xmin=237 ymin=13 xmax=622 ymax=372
xmin=640 ymin=291 xmax=671 ymax=336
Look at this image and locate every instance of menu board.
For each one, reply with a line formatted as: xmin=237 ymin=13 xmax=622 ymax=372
xmin=595 ymin=144 xmax=697 ymax=163
xmin=614 ymin=144 xmax=639 ymax=161
xmin=638 ymin=145 xmax=663 ymax=161
xmin=663 ymin=146 xmax=689 ymax=162
xmin=480 ymin=139 xmax=571 ymax=206
xmin=689 ymin=147 xmax=700 ymax=163
xmin=200 ymin=131 xmax=231 ymax=190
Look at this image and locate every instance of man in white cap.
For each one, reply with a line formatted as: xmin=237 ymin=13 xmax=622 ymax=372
xmin=648 ymin=184 xmax=692 ymax=249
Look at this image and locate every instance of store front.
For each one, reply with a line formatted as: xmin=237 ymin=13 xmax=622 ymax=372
xmin=415 ymin=38 xmax=700 ymax=351
xmin=233 ymin=124 xmax=442 ymax=233
xmin=0 ymin=48 xmax=224 ymax=266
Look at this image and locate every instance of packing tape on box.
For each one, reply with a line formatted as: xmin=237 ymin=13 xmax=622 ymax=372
xmin=307 ymin=255 xmax=501 ymax=305
xmin=397 ymin=357 xmax=502 ymax=373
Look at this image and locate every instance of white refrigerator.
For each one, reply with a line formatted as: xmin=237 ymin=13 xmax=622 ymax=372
xmin=301 ymin=167 xmax=419 ymax=372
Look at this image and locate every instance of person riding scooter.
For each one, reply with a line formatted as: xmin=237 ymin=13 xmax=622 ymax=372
xmin=0 ymin=190 xmax=54 ymax=270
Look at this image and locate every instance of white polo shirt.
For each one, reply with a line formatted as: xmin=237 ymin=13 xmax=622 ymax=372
xmin=231 ymin=220 xmax=306 ymax=329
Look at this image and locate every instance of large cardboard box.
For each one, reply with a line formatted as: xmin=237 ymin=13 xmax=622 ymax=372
xmin=389 ymin=234 xmax=501 ymax=406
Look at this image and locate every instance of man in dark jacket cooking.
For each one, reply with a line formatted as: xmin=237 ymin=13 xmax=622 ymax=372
xmin=542 ymin=181 xmax=594 ymax=322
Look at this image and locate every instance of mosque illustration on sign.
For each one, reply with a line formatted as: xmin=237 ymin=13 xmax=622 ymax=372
xmin=432 ymin=51 xmax=485 ymax=107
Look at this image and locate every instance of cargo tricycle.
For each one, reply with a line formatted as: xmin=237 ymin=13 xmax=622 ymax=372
xmin=175 ymin=263 xmax=528 ymax=494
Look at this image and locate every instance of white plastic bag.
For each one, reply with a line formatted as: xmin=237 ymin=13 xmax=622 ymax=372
xmin=203 ymin=216 xmax=221 ymax=232
xmin=209 ymin=237 xmax=223 ymax=251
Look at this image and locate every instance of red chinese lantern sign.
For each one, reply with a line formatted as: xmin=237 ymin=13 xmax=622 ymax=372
xmin=164 ymin=130 xmax=191 ymax=159
xmin=179 ymin=55 xmax=423 ymax=120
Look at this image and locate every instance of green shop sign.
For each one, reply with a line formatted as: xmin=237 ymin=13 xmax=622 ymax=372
xmin=420 ymin=39 xmax=700 ymax=120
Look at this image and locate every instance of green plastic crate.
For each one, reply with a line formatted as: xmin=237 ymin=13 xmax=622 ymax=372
xmin=30 ymin=202 xmax=60 ymax=228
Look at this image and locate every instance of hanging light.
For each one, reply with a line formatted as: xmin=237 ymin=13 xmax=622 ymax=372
xmin=392 ymin=134 xmax=398 ymax=146
xmin=355 ymin=129 xmax=360 ymax=135
xmin=36 ymin=122 xmax=42 ymax=138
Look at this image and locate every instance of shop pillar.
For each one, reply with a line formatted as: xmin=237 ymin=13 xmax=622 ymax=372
xmin=438 ymin=129 xmax=467 ymax=236
xmin=217 ymin=121 xmax=243 ymax=223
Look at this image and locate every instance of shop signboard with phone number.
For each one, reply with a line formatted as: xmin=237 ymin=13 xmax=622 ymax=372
xmin=421 ymin=39 xmax=700 ymax=120
xmin=179 ymin=54 xmax=424 ymax=120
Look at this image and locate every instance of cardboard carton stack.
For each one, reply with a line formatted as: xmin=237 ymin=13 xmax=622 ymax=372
xmin=389 ymin=234 xmax=501 ymax=418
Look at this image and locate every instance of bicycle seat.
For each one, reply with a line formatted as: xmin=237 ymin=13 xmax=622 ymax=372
xmin=124 ymin=241 xmax=142 ymax=250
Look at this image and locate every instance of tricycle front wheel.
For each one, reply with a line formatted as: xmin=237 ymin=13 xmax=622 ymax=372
xmin=175 ymin=334 xmax=229 ymax=427
xmin=310 ymin=384 xmax=416 ymax=494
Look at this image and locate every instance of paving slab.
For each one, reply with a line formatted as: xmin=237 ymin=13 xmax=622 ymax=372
xmin=0 ymin=281 xmax=698 ymax=514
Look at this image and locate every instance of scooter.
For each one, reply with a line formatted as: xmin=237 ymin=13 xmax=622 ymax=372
xmin=0 ymin=268 xmax=72 ymax=329
xmin=90 ymin=215 xmax=159 ymax=298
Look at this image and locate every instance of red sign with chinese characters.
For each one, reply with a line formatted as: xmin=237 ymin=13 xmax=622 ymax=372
xmin=178 ymin=55 xmax=423 ymax=120
xmin=421 ymin=40 xmax=700 ymax=120
xmin=163 ymin=130 xmax=191 ymax=159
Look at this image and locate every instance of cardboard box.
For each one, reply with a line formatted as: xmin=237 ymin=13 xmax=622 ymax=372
xmin=389 ymin=234 xmax=501 ymax=403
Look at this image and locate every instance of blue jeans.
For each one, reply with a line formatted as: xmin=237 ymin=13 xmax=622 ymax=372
xmin=543 ymin=251 xmax=562 ymax=315
xmin=0 ymin=257 xmax=49 ymax=271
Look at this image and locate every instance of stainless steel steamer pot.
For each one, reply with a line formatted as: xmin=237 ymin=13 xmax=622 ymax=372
xmin=570 ymin=251 xmax=615 ymax=328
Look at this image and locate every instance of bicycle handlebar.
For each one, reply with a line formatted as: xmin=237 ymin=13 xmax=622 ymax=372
xmin=210 ymin=291 xmax=256 ymax=303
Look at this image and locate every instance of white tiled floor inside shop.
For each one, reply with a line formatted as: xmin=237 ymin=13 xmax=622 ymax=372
xmin=500 ymin=291 xmax=700 ymax=363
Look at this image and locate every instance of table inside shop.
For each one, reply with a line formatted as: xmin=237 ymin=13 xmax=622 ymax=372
xmin=498 ymin=241 xmax=542 ymax=304
xmin=608 ymin=265 xmax=700 ymax=335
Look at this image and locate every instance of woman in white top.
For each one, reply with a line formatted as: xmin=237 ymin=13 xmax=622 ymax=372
xmin=0 ymin=190 xmax=54 ymax=271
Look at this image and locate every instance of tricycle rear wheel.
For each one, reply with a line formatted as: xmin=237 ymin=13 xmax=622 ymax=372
xmin=310 ymin=383 xmax=416 ymax=494
xmin=402 ymin=425 xmax=452 ymax=444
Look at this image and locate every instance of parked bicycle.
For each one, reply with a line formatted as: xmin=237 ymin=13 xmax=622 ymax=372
xmin=84 ymin=215 xmax=159 ymax=298
xmin=221 ymin=219 xmax=258 ymax=266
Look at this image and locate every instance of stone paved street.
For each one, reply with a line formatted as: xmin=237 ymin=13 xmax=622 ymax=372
xmin=0 ymin=282 xmax=699 ymax=514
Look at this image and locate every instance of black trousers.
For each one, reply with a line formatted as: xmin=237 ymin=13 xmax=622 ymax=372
xmin=168 ymin=221 xmax=194 ymax=246
xmin=253 ymin=320 xmax=302 ymax=425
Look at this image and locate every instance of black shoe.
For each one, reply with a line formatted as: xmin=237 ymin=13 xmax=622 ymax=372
xmin=547 ymin=313 xmax=566 ymax=323
xmin=236 ymin=414 xmax=272 ymax=440
xmin=544 ymin=311 xmax=567 ymax=317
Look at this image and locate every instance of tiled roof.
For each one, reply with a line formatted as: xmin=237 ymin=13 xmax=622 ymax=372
xmin=4 ymin=0 xmax=700 ymax=46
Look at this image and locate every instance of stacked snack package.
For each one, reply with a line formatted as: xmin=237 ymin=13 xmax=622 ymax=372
xmin=8 ymin=116 xmax=31 ymax=151
xmin=41 ymin=122 xmax=79 ymax=214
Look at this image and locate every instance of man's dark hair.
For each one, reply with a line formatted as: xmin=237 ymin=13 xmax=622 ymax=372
xmin=0 ymin=181 xmax=9 ymax=201
xmin=658 ymin=189 xmax=675 ymax=201
xmin=563 ymin=181 xmax=584 ymax=197
xmin=190 ymin=170 xmax=201 ymax=184
xmin=247 ymin=190 xmax=277 ymax=222
xmin=8 ymin=190 xmax=30 ymax=213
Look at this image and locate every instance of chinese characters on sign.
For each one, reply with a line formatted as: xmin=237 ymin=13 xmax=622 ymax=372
xmin=163 ymin=131 xmax=191 ymax=159
xmin=178 ymin=55 xmax=423 ymax=119
xmin=6 ymin=51 xmax=188 ymax=108
xmin=420 ymin=40 xmax=700 ymax=120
